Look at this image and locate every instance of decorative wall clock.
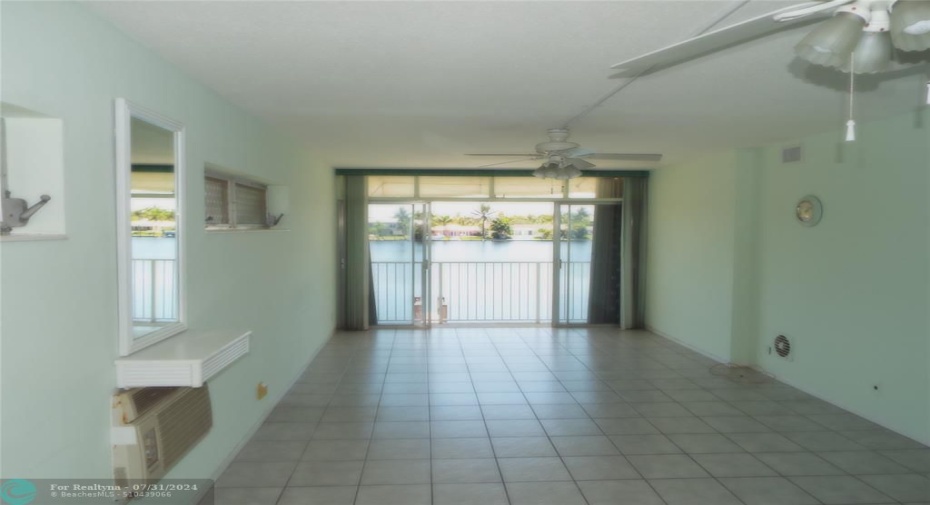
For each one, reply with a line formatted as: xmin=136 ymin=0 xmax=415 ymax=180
xmin=796 ymin=195 xmax=823 ymax=227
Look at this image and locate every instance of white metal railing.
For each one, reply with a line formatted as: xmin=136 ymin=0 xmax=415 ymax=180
xmin=371 ymin=260 xmax=591 ymax=324
xmin=371 ymin=261 xmax=419 ymax=323
xmin=131 ymin=258 xmax=178 ymax=323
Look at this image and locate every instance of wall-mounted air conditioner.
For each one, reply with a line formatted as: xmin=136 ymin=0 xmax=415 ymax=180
xmin=112 ymin=386 xmax=213 ymax=487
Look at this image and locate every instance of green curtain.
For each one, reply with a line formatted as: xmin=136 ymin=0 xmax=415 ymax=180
xmin=343 ymin=175 xmax=371 ymax=329
xmin=620 ymin=177 xmax=648 ymax=329
xmin=587 ymin=178 xmax=623 ymax=324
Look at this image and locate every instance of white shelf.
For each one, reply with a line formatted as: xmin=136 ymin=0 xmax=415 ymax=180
xmin=115 ymin=329 xmax=251 ymax=388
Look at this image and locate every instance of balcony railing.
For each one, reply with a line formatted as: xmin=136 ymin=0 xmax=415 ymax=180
xmin=132 ymin=258 xmax=178 ymax=323
xmin=371 ymin=260 xmax=590 ymax=324
xmin=133 ymin=258 xmax=591 ymax=326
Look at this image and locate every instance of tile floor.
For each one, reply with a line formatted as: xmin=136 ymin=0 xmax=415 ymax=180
xmin=207 ymin=327 xmax=930 ymax=504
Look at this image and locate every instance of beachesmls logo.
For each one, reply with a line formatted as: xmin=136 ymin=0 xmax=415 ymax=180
xmin=0 ymin=479 xmax=37 ymax=505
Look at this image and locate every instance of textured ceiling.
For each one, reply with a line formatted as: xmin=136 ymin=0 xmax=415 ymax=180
xmin=87 ymin=1 xmax=930 ymax=169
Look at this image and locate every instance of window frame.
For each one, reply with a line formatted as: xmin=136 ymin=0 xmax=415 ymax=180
xmin=204 ymin=168 xmax=269 ymax=231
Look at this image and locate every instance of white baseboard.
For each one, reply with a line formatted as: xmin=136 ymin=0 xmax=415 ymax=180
xmin=644 ymin=324 xmax=732 ymax=365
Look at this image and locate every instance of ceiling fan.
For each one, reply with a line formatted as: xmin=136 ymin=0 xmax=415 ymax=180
xmin=610 ymin=0 xmax=930 ymax=76
xmin=466 ymin=128 xmax=662 ymax=179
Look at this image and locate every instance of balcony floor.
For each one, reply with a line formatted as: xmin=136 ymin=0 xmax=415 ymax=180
xmin=208 ymin=327 xmax=930 ymax=504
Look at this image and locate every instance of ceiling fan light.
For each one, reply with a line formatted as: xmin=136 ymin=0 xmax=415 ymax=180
xmin=562 ymin=164 xmax=583 ymax=180
xmin=845 ymin=31 xmax=893 ymax=73
xmin=892 ymin=29 xmax=930 ymax=51
xmin=891 ymin=0 xmax=930 ymax=50
xmin=795 ymin=12 xmax=865 ymax=68
xmin=534 ymin=162 xmax=560 ymax=179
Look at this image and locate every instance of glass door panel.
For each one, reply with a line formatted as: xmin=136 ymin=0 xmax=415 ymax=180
xmin=368 ymin=203 xmax=430 ymax=325
xmin=554 ymin=204 xmax=595 ymax=324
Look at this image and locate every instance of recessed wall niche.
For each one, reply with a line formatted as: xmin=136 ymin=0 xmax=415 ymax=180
xmin=1 ymin=102 xmax=66 ymax=239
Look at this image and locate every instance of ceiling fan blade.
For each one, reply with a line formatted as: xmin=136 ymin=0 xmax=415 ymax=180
xmin=478 ymin=157 xmax=542 ymax=168
xmin=561 ymin=147 xmax=596 ymax=158
xmin=610 ymin=1 xmax=844 ymax=76
xmin=466 ymin=153 xmax=539 ymax=157
xmin=581 ymin=153 xmax=663 ymax=162
xmin=566 ymin=158 xmax=596 ymax=170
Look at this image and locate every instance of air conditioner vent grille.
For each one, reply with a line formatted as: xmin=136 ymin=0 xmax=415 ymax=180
xmin=155 ymin=387 xmax=212 ymax=469
xmin=782 ymin=146 xmax=802 ymax=163
xmin=130 ymin=387 xmax=179 ymax=416
xmin=774 ymin=335 xmax=792 ymax=358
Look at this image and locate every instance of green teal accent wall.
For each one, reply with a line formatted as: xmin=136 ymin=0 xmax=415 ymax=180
xmin=646 ymin=109 xmax=930 ymax=444
xmin=1 ymin=2 xmax=336 ymax=480
xmin=753 ymin=111 xmax=930 ymax=443
xmin=645 ymin=152 xmax=740 ymax=362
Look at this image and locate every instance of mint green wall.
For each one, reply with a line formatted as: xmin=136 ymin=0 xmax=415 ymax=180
xmin=753 ymin=111 xmax=929 ymax=443
xmin=646 ymin=109 xmax=930 ymax=444
xmin=645 ymin=152 xmax=739 ymax=362
xmin=1 ymin=2 xmax=336 ymax=480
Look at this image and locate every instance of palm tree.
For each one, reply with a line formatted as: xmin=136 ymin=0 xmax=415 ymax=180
xmin=433 ymin=215 xmax=453 ymax=236
xmin=394 ymin=207 xmax=411 ymax=237
xmin=470 ymin=204 xmax=497 ymax=240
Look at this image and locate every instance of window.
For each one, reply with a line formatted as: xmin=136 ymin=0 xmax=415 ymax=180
xmin=493 ymin=177 xmax=564 ymax=199
xmin=367 ymin=175 xmax=415 ymax=198
xmin=205 ymin=169 xmax=269 ymax=229
xmin=419 ymin=176 xmax=491 ymax=198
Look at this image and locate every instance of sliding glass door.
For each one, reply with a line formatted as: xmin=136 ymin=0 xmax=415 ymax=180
xmin=368 ymin=203 xmax=431 ymax=325
xmin=366 ymin=200 xmax=619 ymax=326
xmin=553 ymin=203 xmax=620 ymax=325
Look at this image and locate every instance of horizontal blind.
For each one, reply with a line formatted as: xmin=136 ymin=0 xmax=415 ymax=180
xmin=235 ymin=183 xmax=266 ymax=225
xmin=204 ymin=177 xmax=229 ymax=225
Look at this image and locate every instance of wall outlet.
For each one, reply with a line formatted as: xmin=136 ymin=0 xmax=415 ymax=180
xmin=256 ymin=382 xmax=269 ymax=400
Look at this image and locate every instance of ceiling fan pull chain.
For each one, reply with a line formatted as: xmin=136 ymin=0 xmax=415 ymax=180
xmin=846 ymin=55 xmax=857 ymax=142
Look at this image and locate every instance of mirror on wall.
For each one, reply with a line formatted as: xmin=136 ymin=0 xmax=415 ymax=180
xmin=115 ymin=98 xmax=186 ymax=356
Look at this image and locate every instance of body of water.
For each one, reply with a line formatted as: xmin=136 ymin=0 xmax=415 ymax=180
xmin=132 ymin=236 xmax=177 ymax=260
xmin=130 ymin=237 xmax=597 ymax=324
xmin=131 ymin=236 xmax=592 ymax=263
xmin=370 ymin=238 xmax=592 ymax=263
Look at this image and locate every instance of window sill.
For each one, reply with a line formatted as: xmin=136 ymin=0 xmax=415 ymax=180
xmin=115 ymin=329 xmax=251 ymax=388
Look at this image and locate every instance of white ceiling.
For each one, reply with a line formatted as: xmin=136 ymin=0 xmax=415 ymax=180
xmin=87 ymin=1 xmax=930 ymax=169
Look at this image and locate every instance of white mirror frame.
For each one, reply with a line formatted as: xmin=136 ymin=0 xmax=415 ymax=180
xmin=115 ymin=98 xmax=187 ymax=356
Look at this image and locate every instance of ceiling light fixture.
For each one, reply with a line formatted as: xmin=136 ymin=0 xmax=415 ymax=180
xmin=796 ymin=10 xmax=867 ymax=69
xmin=794 ymin=0 xmax=930 ymax=73
xmin=846 ymin=31 xmax=894 ymax=73
xmin=891 ymin=0 xmax=930 ymax=51
xmin=533 ymin=155 xmax=583 ymax=180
